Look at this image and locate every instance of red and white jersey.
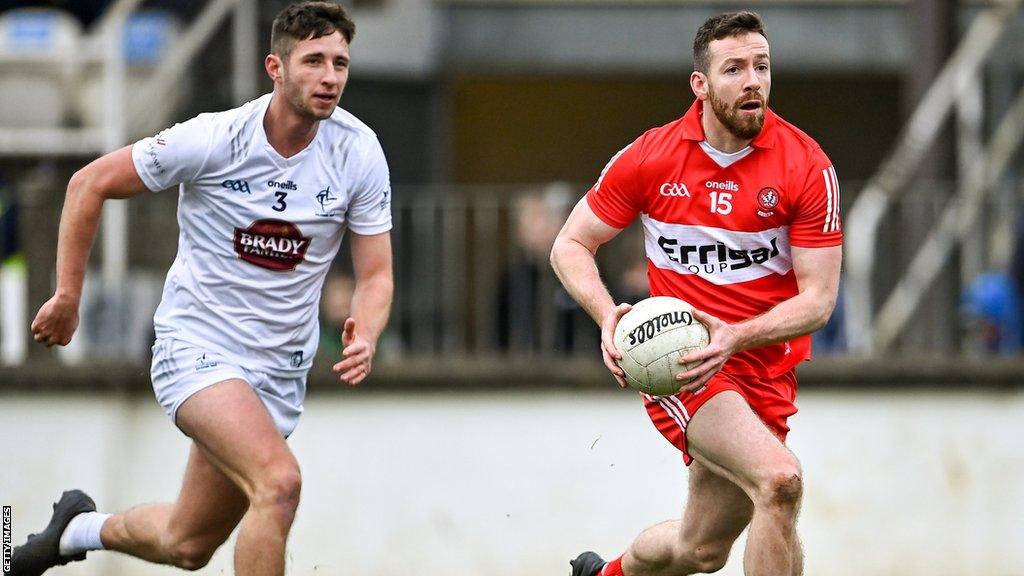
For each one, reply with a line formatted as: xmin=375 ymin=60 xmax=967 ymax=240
xmin=588 ymin=99 xmax=842 ymax=377
xmin=132 ymin=93 xmax=391 ymax=376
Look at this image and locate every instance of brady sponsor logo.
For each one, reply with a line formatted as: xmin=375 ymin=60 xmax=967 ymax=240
xmin=659 ymin=183 xmax=691 ymax=197
xmin=222 ymin=179 xmax=251 ymax=194
xmin=233 ymin=219 xmax=311 ymax=271
xmin=627 ymin=311 xmax=696 ymax=346
xmin=705 ymin=180 xmax=739 ymax=192
xmin=268 ymin=179 xmax=298 ymax=191
xmin=657 ymin=236 xmax=780 ymax=274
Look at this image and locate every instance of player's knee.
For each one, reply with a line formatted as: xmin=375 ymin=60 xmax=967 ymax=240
xmin=253 ymin=463 xmax=303 ymax=516
xmin=687 ymin=543 xmax=731 ymax=573
xmin=167 ymin=537 xmax=218 ymax=571
xmin=759 ymin=468 xmax=803 ymax=511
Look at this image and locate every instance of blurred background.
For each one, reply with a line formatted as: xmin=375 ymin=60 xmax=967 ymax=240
xmin=0 ymin=0 xmax=1022 ymax=575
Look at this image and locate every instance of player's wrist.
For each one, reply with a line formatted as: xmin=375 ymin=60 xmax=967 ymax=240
xmin=52 ymin=288 xmax=81 ymax=307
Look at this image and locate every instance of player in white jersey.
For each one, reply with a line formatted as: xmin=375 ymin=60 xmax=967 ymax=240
xmin=12 ymin=4 xmax=392 ymax=576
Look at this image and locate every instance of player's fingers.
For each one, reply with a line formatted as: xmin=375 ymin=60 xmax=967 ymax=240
xmin=601 ymin=348 xmax=628 ymax=388
xmin=691 ymin=308 xmax=718 ymax=326
xmin=342 ymin=341 xmax=367 ymax=357
xmin=602 ymin=335 xmax=622 ymax=360
xmin=678 ymin=347 xmax=714 ymax=364
xmin=682 ymin=368 xmax=718 ymax=393
xmin=333 ymin=354 xmax=365 ymax=372
xmin=601 ymin=345 xmax=623 ymax=376
xmin=675 ymin=359 xmax=711 ymax=382
xmin=342 ymin=318 xmax=356 ymax=343
xmin=340 ymin=366 xmax=366 ymax=384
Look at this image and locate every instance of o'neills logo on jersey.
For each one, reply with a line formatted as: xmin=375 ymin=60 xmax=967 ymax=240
xmin=268 ymin=180 xmax=298 ymax=191
xmin=706 ymin=180 xmax=739 ymax=192
xmin=233 ymin=219 xmax=311 ymax=271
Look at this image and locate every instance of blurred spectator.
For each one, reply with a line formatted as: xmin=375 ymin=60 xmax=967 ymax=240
xmin=614 ymin=247 xmax=649 ymax=305
xmin=496 ymin=184 xmax=595 ymax=354
xmin=961 ymin=270 xmax=1021 ymax=354
xmin=0 ymin=173 xmax=27 ymax=364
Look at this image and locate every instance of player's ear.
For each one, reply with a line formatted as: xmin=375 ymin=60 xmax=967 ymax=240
xmin=690 ymin=71 xmax=709 ymax=101
xmin=265 ymin=53 xmax=284 ymax=83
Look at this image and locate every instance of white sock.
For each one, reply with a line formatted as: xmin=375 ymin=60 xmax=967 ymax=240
xmin=58 ymin=511 xmax=111 ymax=557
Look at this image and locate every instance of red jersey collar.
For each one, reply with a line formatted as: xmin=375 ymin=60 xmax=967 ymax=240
xmin=680 ymin=99 xmax=777 ymax=149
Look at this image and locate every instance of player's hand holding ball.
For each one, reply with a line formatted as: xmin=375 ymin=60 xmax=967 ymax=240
xmin=675 ymin=308 xmax=739 ymax=392
xmin=612 ymin=297 xmax=712 ymax=397
xmin=600 ymin=302 xmax=634 ymax=389
xmin=333 ymin=318 xmax=375 ymax=386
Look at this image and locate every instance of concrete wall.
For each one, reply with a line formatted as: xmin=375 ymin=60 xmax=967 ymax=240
xmin=1 ymin=389 xmax=1022 ymax=575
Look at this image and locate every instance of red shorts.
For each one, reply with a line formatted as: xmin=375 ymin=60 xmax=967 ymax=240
xmin=642 ymin=369 xmax=798 ymax=465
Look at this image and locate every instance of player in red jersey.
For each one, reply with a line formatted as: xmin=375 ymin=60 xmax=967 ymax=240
xmin=551 ymin=12 xmax=842 ymax=576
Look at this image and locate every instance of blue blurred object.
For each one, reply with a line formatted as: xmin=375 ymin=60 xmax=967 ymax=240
xmin=3 ymin=10 xmax=59 ymax=52
xmin=123 ymin=10 xmax=175 ymax=65
xmin=961 ymin=271 xmax=1022 ymax=353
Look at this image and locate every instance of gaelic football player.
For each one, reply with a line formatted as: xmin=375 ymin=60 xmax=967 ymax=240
xmin=552 ymin=12 xmax=842 ymax=576
xmin=12 ymin=3 xmax=392 ymax=575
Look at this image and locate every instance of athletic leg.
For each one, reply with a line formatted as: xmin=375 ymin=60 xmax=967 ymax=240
xmin=622 ymin=460 xmax=753 ymax=575
xmin=100 ymin=442 xmax=249 ymax=569
xmin=173 ymin=378 xmax=302 ymax=576
xmin=685 ymin=391 xmax=803 ymax=576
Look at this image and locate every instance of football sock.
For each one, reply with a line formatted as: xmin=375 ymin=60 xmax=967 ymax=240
xmin=58 ymin=511 xmax=111 ymax=557
xmin=601 ymin=555 xmax=625 ymax=576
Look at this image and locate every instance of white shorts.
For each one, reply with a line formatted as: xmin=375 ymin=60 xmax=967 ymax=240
xmin=151 ymin=338 xmax=306 ymax=437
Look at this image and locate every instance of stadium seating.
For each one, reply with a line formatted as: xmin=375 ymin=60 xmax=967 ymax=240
xmin=77 ymin=9 xmax=184 ymax=139
xmin=0 ymin=8 xmax=82 ymax=128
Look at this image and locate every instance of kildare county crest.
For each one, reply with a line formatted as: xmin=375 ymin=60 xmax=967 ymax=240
xmin=315 ymin=185 xmax=338 ymax=217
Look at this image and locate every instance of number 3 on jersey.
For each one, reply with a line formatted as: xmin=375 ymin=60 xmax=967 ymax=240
xmin=272 ymin=191 xmax=288 ymax=212
xmin=709 ymin=191 xmax=733 ymax=215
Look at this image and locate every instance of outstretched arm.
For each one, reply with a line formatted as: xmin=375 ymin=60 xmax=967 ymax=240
xmin=550 ymin=197 xmax=633 ymax=388
xmin=332 ymin=230 xmax=393 ymax=385
xmin=31 ymin=146 xmax=149 ymax=347
xmin=677 ymin=244 xmax=842 ymax=391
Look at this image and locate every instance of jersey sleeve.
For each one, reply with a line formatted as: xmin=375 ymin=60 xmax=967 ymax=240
xmin=585 ymin=138 xmax=646 ymax=229
xmin=131 ymin=115 xmax=214 ymax=192
xmin=789 ymin=148 xmax=843 ymax=247
xmin=345 ymin=137 xmax=392 ymax=235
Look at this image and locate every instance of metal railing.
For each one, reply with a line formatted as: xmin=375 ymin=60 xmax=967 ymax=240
xmin=843 ymin=0 xmax=1024 ymax=354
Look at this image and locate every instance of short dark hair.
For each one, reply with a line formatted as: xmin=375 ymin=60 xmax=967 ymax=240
xmin=271 ymin=1 xmax=356 ymax=58
xmin=693 ymin=11 xmax=767 ymax=74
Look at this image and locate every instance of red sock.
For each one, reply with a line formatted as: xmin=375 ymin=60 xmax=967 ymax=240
xmin=600 ymin=555 xmax=624 ymax=576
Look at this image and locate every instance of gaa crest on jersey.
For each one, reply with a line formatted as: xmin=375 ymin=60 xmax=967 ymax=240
xmin=757 ymin=187 xmax=780 ymax=217
xmin=314 ymin=185 xmax=338 ymax=217
xmin=233 ymin=219 xmax=311 ymax=271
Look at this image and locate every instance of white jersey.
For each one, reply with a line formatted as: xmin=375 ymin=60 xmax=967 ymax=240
xmin=132 ymin=93 xmax=392 ymax=376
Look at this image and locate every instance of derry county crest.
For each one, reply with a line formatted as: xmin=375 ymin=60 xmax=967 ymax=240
xmin=757 ymin=187 xmax=780 ymax=217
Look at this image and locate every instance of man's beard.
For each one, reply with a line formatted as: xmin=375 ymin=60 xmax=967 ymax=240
xmin=708 ymin=85 xmax=765 ymax=140
xmin=283 ymin=74 xmax=332 ymax=122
